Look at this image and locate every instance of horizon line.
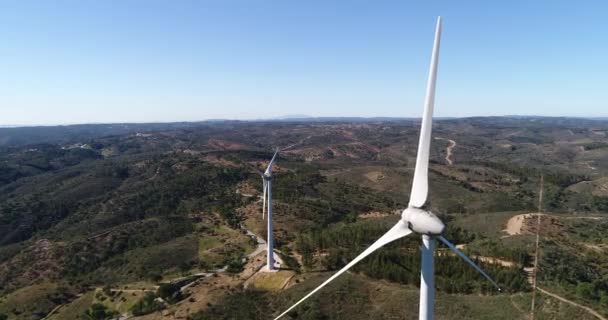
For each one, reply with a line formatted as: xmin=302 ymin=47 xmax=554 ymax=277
xmin=2 ymin=114 xmax=608 ymax=128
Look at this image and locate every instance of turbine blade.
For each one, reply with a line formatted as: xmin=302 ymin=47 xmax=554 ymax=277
xmin=262 ymin=179 xmax=267 ymax=220
xmin=409 ymin=16 xmax=442 ymax=208
xmin=274 ymin=220 xmax=413 ymax=319
xmin=265 ymin=149 xmax=280 ymax=174
xmin=438 ymin=236 xmax=501 ymax=291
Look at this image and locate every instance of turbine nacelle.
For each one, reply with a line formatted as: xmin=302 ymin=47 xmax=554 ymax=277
xmin=264 ymin=148 xmax=280 ymax=176
xmin=401 ymin=207 xmax=446 ymax=236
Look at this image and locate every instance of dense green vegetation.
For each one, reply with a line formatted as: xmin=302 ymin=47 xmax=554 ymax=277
xmin=1 ymin=118 xmax=608 ymax=319
xmin=567 ymin=219 xmax=608 ymax=245
xmin=539 ymin=238 xmax=608 ymax=312
xmin=130 ymin=292 xmax=163 ymax=316
xmin=190 ymin=290 xmax=272 ymax=320
xmin=465 ymin=238 xmax=531 ymax=265
xmin=296 ymin=218 xmax=529 ymax=294
xmin=272 ymin=169 xmax=400 ymax=226
xmin=192 ymin=273 xmax=534 ymax=320
xmin=83 ymin=303 xmax=117 ymax=320
xmin=0 ymin=150 xmax=253 ymax=292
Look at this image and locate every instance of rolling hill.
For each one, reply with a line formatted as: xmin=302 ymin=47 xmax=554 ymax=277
xmin=1 ymin=117 xmax=608 ymax=319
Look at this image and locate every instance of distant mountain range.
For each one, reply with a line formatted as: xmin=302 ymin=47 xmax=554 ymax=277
xmin=2 ymin=115 xmax=608 ymax=129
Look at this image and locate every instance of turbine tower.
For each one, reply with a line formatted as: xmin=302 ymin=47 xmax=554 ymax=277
xmin=261 ymin=149 xmax=279 ymax=271
xmin=275 ymin=16 xmax=501 ymax=320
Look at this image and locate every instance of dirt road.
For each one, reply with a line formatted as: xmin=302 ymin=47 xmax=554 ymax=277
xmin=437 ymin=246 xmax=517 ymax=268
xmin=435 ymin=137 xmax=456 ymax=165
xmin=243 ymin=226 xmax=267 ymax=258
xmin=510 ymin=208 xmax=607 ymax=320
xmin=537 ymin=287 xmax=607 ymax=320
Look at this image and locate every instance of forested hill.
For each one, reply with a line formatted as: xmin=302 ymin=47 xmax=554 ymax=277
xmin=1 ymin=117 xmax=608 ymax=319
xmin=3 ymin=116 xmax=605 ymax=147
xmin=0 ymin=122 xmax=211 ymax=147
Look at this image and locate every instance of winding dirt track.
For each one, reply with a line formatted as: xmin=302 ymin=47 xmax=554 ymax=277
xmin=537 ymin=287 xmax=607 ymax=320
xmin=41 ymin=305 xmax=63 ymax=320
xmin=435 ymin=137 xmax=456 ymax=165
xmin=508 ymin=209 xmax=607 ymax=320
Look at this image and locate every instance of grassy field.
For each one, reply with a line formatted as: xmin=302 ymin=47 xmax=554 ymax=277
xmin=450 ymin=211 xmax=525 ymax=238
xmin=47 ymin=291 xmax=95 ymax=320
xmin=199 ymin=235 xmax=221 ymax=251
xmin=46 ymin=288 xmax=147 ymax=320
xmin=0 ymin=282 xmax=69 ymax=320
xmin=198 ymin=224 xmax=255 ymax=269
xmin=247 ymin=271 xmax=295 ymax=291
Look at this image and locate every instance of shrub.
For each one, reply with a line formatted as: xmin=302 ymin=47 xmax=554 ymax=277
xmin=157 ymin=283 xmax=181 ymax=302
xmin=130 ymin=292 xmax=163 ymax=316
xmin=83 ymin=303 xmax=117 ymax=320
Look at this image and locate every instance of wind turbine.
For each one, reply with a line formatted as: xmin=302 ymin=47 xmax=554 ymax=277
xmin=261 ymin=148 xmax=280 ymax=271
xmin=274 ymin=16 xmax=501 ymax=320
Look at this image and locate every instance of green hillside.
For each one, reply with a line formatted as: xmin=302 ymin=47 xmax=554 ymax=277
xmin=1 ymin=117 xmax=608 ymax=319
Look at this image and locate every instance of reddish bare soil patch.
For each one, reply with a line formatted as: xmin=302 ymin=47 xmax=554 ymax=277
xmin=235 ymin=181 xmax=258 ymax=197
xmin=358 ymin=211 xmax=390 ymax=219
xmin=207 ymin=138 xmax=248 ymax=150
xmin=0 ymin=239 xmax=66 ymax=291
xmin=201 ymin=155 xmax=240 ymax=167
xmin=503 ymin=213 xmax=565 ymax=237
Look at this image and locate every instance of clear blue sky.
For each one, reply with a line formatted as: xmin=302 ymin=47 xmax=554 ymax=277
xmin=1 ymin=0 xmax=607 ymax=125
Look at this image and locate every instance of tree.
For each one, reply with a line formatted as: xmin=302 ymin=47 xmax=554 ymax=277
xmin=147 ymin=270 xmax=163 ymax=282
xmin=299 ymin=299 xmax=327 ymax=320
xmin=226 ymin=255 xmax=246 ymax=273
xmin=157 ymin=283 xmax=180 ymax=302
xmin=131 ymin=292 xmax=163 ymax=316
xmin=600 ymin=294 xmax=608 ymax=310
xmin=576 ymin=282 xmax=596 ymax=300
xmin=83 ymin=303 xmax=116 ymax=320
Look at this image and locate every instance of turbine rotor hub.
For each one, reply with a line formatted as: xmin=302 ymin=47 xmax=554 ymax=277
xmin=401 ymin=207 xmax=446 ymax=236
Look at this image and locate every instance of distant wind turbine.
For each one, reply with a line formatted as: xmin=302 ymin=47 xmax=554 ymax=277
xmin=275 ymin=16 xmax=501 ymax=320
xmin=261 ymin=148 xmax=280 ymax=271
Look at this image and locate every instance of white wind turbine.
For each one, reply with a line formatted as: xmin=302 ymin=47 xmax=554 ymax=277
xmin=261 ymin=148 xmax=280 ymax=271
xmin=275 ymin=16 xmax=500 ymax=320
